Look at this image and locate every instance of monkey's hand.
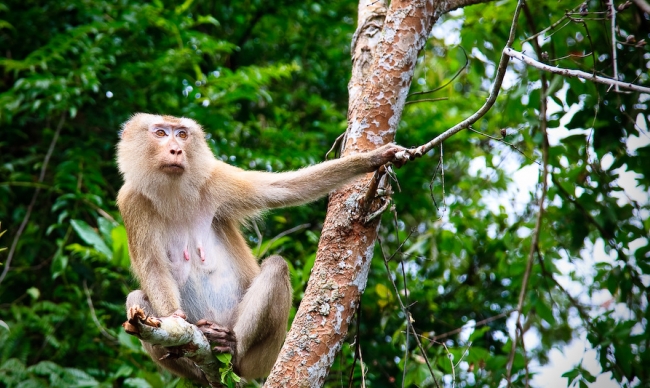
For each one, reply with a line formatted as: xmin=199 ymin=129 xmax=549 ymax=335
xmin=123 ymin=305 xmax=162 ymax=336
xmin=196 ymin=319 xmax=237 ymax=356
xmin=368 ymin=143 xmax=413 ymax=170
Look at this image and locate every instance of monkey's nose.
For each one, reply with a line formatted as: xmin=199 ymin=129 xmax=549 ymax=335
xmin=170 ymin=149 xmax=183 ymax=155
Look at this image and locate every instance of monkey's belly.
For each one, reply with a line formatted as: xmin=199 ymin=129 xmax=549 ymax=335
xmin=178 ymin=271 xmax=242 ymax=326
xmin=167 ymin=224 xmax=242 ymax=326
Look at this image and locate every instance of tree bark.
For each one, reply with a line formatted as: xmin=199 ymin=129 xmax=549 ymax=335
xmin=265 ymin=0 xmax=442 ymax=386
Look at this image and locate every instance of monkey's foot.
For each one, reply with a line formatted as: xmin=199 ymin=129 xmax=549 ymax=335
xmin=196 ymin=319 xmax=237 ymax=354
xmin=123 ymin=305 xmax=162 ymax=336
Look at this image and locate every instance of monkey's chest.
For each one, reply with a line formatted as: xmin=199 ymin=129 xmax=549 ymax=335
xmin=166 ymin=222 xmax=242 ymax=322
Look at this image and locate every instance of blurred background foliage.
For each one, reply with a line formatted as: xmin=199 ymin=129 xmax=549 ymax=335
xmin=0 ymin=0 xmax=648 ymax=387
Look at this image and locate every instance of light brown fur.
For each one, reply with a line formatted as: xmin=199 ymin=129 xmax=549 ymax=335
xmin=116 ymin=113 xmax=403 ymax=383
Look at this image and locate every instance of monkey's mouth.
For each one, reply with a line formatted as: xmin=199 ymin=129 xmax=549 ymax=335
xmin=161 ymin=164 xmax=185 ymax=173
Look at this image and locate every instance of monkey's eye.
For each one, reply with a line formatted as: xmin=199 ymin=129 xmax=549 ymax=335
xmin=155 ymin=129 xmax=166 ymax=137
xmin=177 ymin=130 xmax=188 ymax=140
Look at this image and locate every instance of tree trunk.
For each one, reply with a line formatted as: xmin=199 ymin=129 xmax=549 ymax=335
xmin=265 ymin=1 xmax=438 ymax=386
xmin=266 ymin=0 xmax=496 ymax=385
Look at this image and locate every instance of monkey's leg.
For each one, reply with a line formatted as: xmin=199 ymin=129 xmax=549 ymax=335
xmin=235 ymin=255 xmax=292 ymax=379
xmin=231 ymin=255 xmax=293 ymax=380
xmin=125 ymin=290 xmax=209 ymax=385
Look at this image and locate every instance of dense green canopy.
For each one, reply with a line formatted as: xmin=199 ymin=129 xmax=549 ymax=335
xmin=0 ymin=0 xmax=648 ymax=387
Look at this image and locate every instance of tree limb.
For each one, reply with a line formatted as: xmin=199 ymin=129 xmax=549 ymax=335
xmin=124 ymin=307 xmax=224 ymax=387
xmin=504 ymin=48 xmax=650 ymax=93
xmin=401 ymin=0 xmax=524 ymax=160
xmin=266 ymin=0 xmax=443 ymax=385
xmin=441 ymin=0 xmax=497 ymax=14
xmin=0 ymin=112 xmax=65 ymax=286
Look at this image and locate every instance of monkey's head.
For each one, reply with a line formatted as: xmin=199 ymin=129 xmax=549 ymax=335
xmin=117 ymin=113 xmax=215 ymax=190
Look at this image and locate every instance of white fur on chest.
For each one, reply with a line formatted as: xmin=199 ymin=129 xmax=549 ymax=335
xmin=165 ymin=214 xmax=224 ymax=279
xmin=164 ymin=210 xmax=242 ymax=323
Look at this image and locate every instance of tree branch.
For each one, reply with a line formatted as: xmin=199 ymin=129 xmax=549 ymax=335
xmin=506 ymin=4 xmax=550 ymax=384
xmin=400 ymin=0 xmax=524 ymax=160
xmin=123 ymin=307 xmax=224 ymax=387
xmin=441 ymin=0 xmax=497 ymax=14
xmin=266 ymin=0 xmax=444 ymax=385
xmin=608 ymin=0 xmax=619 ymax=91
xmin=0 ymin=112 xmax=65 ymax=286
xmin=504 ymin=48 xmax=650 ymax=93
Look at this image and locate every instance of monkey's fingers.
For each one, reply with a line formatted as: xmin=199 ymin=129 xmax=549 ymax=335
xmin=210 ymin=333 xmax=237 ymax=355
xmin=126 ymin=305 xmax=146 ymax=321
xmin=199 ymin=326 xmax=236 ymax=342
xmin=197 ymin=321 xmax=237 ymax=354
xmin=212 ymin=345 xmax=235 ymax=354
xmin=123 ymin=305 xmax=161 ymax=336
xmin=130 ymin=306 xmax=161 ymax=327
xmin=170 ymin=309 xmax=187 ymax=319
xmin=202 ymin=328 xmax=236 ymax=342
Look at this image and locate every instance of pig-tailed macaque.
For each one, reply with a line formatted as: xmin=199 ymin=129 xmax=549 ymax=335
xmin=116 ymin=113 xmax=405 ymax=384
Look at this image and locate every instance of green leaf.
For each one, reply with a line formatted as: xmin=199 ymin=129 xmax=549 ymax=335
xmin=215 ymin=353 xmax=232 ymax=364
xmin=26 ymin=287 xmax=40 ymax=300
xmin=70 ymin=219 xmax=112 ymax=259
xmin=534 ymin=299 xmax=556 ymax=325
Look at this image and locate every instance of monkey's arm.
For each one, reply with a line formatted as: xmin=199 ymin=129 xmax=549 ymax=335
xmin=118 ymin=189 xmax=182 ymax=316
xmin=218 ymin=143 xmax=404 ymax=211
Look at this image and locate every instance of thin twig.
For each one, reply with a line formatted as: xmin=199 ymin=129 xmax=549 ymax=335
xmin=362 ymin=165 xmax=387 ymax=212
xmin=359 ymin=343 xmax=367 ymax=388
xmin=468 ymin=127 xmax=540 ymax=165
xmin=405 ymin=97 xmax=448 ymax=105
xmin=387 ymin=228 xmax=415 ymax=263
xmin=347 ymin=298 xmax=363 ymax=388
xmin=564 ymin=13 xmax=597 ymax=75
xmin=0 ymin=113 xmax=65 ymax=286
xmin=83 ymin=280 xmax=117 ymax=341
xmin=547 ymin=51 xmax=593 ymax=62
xmin=365 ymin=199 xmax=391 ymax=224
xmin=428 ymin=159 xmax=442 ymax=212
xmin=398 ymin=237 xmax=410 ymax=388
xmin=504 ymin=49 xmax=650 ymax=93
xmin=441 ymin=342 xmax=456 ymax=388
xmin=378 ymin=238 xmax=441 ymax=388
xmin=326 ymin=133 xmax=346 ymax=160
xmin=252 ymin=219 xmax=263 ymax=257
xmin=505 ymin=17 xmax=551 ymax=384
xmin=439 ymin=144 xmax=446 ymax=213
xmin=256 ymin=223 xmax=310 ymax=258
xmin=408 ymin=46 xmax=469 ymax=98
xmin=522 ymin=3 xmax=583 ymax=43
xmin=608 ymin=0 xmax=619 ymax=92
xmin=427 ymin=309 xmax=514 ymax=342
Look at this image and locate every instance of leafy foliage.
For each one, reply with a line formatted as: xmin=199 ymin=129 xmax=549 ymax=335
xmin=0 ymin=0 xmax=648 ymax=387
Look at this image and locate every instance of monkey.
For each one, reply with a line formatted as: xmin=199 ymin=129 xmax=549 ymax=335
xmin=116 ymin=113 xmax=405 ymax=384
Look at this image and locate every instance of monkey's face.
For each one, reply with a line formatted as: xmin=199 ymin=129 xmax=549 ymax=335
xmin=149 ymin=122 xmax=190 ymax=175
xmin=118 ymin=113 xmax=214 ymax=188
